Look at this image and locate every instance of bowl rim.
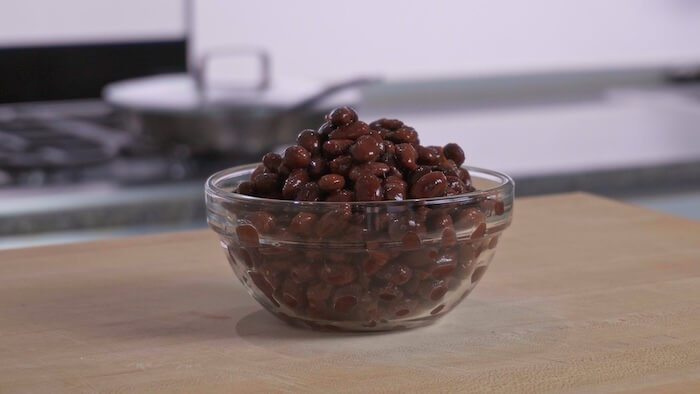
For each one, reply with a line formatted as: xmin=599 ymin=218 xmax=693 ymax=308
xmin=206 ymin=163 xmax=514 ymax=206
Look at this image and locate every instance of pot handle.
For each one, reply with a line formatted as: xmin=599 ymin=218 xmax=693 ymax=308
xmin=191 ymin=48 xmax=271 ymax=96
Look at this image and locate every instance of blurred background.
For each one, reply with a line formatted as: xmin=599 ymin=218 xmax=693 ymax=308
xmin=1 ymin=0 xmax=699 ymax=249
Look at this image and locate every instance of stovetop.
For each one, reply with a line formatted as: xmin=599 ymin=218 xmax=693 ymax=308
xmin=0 ymin=100 xmax=242 ymax=188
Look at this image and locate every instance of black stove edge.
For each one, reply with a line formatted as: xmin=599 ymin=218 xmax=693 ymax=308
xmin=0 ymin=39 xmax=186 ymax=104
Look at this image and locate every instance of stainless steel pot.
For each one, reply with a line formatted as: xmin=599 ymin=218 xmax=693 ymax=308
xmin=103 ymin=50 xmax=377 ymax=158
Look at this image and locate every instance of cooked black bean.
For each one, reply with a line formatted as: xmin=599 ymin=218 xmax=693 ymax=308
xmin=395 ymin=143 xmax=418 ymax=171
xmin=443 ymin=143 xmax=465 ymax=166
xmin=282 ymin=169 xmax=310 ymax=200
xmin=318 ymin=174 xmax=346 ymax=192
xmin=262 ymin=152 xmax=282 ymax=171
xmin=283 ymin=146 xmax=311 ymax=169
xmin=295 ymin=182 xmax=321 ymax=201
xmin=354 ymin=174 xmax=383 ymax=201
xmin=350 ymin=135 xmax=381 ymax=163
xmin=409 ymin=172 xmax=448 ymax=199
xmin=297 ymin=129 xmax=321 ymax=155
xmin=328 ymin=106 xmax=358 ymax=127
xmin=329 ymin=121 xmax=370 ymax=140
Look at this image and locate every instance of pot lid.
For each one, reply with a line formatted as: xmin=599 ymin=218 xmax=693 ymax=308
xmin=103 ymin=73 xmax=360 ymax=113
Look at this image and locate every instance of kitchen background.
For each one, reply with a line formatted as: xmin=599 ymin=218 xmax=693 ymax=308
xmin=1 ymin=0 xmax=699 ymax=249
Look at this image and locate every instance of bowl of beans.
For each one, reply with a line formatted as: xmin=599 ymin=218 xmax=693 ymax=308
xmin=206 ymin=107 xmax=513 ymax=331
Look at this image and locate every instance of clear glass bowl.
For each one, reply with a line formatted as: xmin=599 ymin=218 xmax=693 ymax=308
xmin=206 ymin=164 xmax=513 ymax=331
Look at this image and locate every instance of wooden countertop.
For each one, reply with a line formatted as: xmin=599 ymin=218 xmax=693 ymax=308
xmin=1 ymin=193 xmax=699 ymax=393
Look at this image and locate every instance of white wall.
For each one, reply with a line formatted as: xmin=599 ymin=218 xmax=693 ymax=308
xmin=0 ymin=0 xmax=184 ymax=46
xmin=2 ymin=0 xmax=699 ymax=81
xmin=194 ymin=0 xmax=700 ymax=82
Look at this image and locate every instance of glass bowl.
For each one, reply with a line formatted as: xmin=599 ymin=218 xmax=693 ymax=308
xmin=206 ymin=164 xmax=513 ymax=331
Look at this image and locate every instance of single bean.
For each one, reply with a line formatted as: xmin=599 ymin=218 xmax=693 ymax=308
xmin=329 ymin=121 xmax=370 ymax=140
xmin=328 ymin=106 xmax=358 ymax=127
xmin=282 ymin=168 xmax=310 ymax=199
xmin=253 ymin=172 xmax=281 ymax=196
xmin=283 ymin=145 xmax=311 ymax=169
xmin=417 ymin=145 xmax=441 ymax=165
xmin=289 ymin=212 xmax=318 ymax=236
xmin=237 ymin=181 xmax=255 ymax=195
xmin=369 ymin=118 xmax=403 ymax=131
xmin=387 ymin=126 xmax=418 ymax=144
xmin=262 ymin=152 xmax=282 ymax=171
xmin=354 ymin=174 xmax=383 ymax=201
xmin=318 ymin=173 xmax=346 ymax=192
xmin=395 ymin=143 xmax=418 ymax=171
xmin=328 ymin=155 xmax=353 ymax=176
xmin=350 ymin=135 xmax=381 ymax=163
xmin=348 ymin=162 xmax=390 ymax=181
xmin=322 ymin=139 xmax=354 ymax=158
xmin=409 ymin=171 xmax=448 ymax=198
xmin=443 ymin=143 xmax=465 ymax=166
xmin=297 ymin=129 xmax=321 ymax=155
xmin=295 ymin=182 xmax=321 ymax=201
xmin=308 ymin=156 xmax=327 ymax=179
xmin=250 ymin=211 xmax=276 ymax=234
xmin=325 ymin=189 xmax=355 ymax=202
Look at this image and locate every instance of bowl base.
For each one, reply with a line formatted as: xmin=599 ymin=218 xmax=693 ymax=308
xmin=268 ymin=309 xmax=446 ymax=332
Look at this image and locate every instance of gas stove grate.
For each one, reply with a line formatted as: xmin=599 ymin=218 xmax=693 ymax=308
xmin=0 ymin=119 xmax=113 ymax=168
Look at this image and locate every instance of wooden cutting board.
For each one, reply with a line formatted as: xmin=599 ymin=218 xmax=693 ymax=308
xmin=1 ymin=193 xmax=699 ymax=393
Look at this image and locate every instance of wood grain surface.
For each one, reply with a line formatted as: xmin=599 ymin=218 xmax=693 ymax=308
xmin=1 ymin=193 xmax=699 ymax=393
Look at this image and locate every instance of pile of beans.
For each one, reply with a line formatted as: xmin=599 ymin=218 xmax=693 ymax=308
xmin=236 ymin=106 xmax=474 ymax=202
xmin=225 ymin=107 xmax=505 ymax=330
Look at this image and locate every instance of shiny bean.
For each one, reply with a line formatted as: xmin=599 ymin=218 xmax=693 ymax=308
xmin=348 ymin=162 xmax=391 ymax=181
xmin=308 ymin=156 xmax=327 ymax=179
xmin=369 ymin=118 xmax=403 ymax=131
xmin=253 ymin=172 xmax=281 ymax=196
xmin=354 ymin=174 xmax=383 ymax=201
xmin=443 ymin=143 xmax=465 ymax=166
xmin=297 ymin=129 xmax=321 ymax=155
xmin=250 ymin=211 xmax=276 ymax=234
xmin=283 ymin=145 xmax=311 ymax=168
xmin=295 ymin=182 xmax=321 ymax=201
xmin=407 ymin=165 xmax=434 ymax=186
xmin=318 ymin=173 xmax=345 ymax=192
xmin=237 ymin=180 xmax=255 ymax=195
xmin=262 ymin=152 xmax=282 ymax=171
xmin=427 ymin=213 xmax=453 ymax=231
xmin=322 ymin=139 xmax=354 ymax=158
xmin=409 ymin=171 xmax=448 ymax=198
xmin=329 ymin=121 xmax=370 ymax=140
xmin=417 ymin=146 xmax=441 ymax=165
xmin=328 ymin=106 xmax=358 ymax=127
xmin=349 ymin=135 xmax=381 ymax=163
xmin=395 ymin=143 xmax=418 ymax=171
xmin=316 ymin=204 xmax=352 ymax=237
xmin=445 ymin=175 xmax=466 ymax=196
xmin=251 ymin=164 xmax=267 ymax=179
xmin=328 ymin=155 xmax=353 ymax=176
xmin=318 ymin=121 xmax=335 ymax=140
xmin=325 ymin=189 xmax=355 ymax=202
xmin=282 ymin=169 xmax=309 ymax=199
xmin=384 ymin=177 xmax=407 ymax=200
xmin=289 ymin=212 xmax=318 ymax=236
xmin=387 ymin=126 xmax=418 ymax=144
